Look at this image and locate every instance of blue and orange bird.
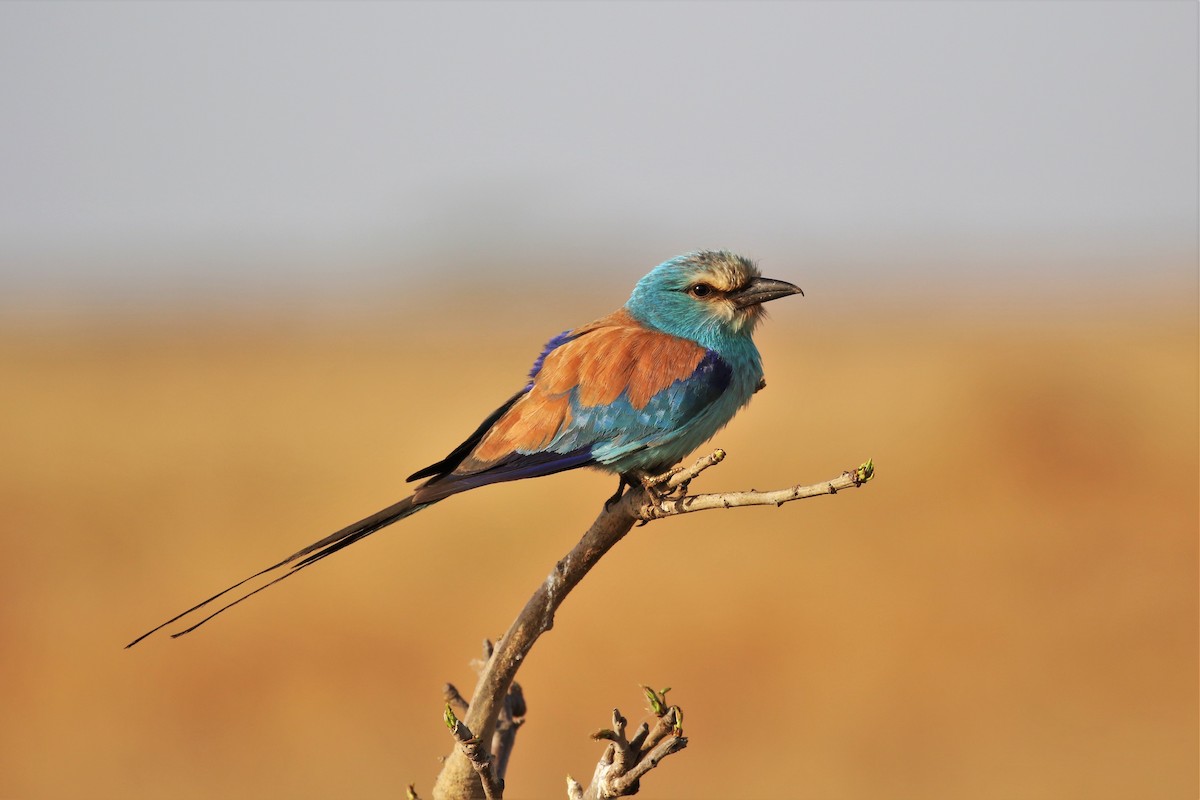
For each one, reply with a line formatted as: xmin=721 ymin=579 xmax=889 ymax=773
xmin=127 ymin=251 xmax=802 ymax=646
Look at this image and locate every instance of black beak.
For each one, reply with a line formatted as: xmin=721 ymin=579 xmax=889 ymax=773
xmin=728 ymin=277 xmax=804 ymax=308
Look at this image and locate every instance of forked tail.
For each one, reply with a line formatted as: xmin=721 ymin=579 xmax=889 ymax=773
xmin=126 ymin=495 xmax=435 ymax=647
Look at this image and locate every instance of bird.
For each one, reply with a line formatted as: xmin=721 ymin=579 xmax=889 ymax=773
xmin=126 ymin=250 xmax=802 ymax=647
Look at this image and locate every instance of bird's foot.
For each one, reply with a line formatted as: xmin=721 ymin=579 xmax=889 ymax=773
xmin=630 ymin=468 xmax=689 ymax=503
xmin=608 ymin=466 xmax=694 ymax=522
xmin=619 ymin=468 xmax=689 ymax=527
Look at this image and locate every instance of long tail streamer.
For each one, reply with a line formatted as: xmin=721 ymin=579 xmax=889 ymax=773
xmin=125 ymin=495 xmax=433 ymax=647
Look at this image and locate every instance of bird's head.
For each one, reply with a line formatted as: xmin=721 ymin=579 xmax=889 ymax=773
xmin=625 ymin=251 xmax=803 ymax=344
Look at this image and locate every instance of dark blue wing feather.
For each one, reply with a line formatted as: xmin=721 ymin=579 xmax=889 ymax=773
xmin=413 ymin=447 xmax=595 ymax=502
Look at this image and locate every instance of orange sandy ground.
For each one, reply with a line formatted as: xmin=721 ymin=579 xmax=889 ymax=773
xmin=1 ymin=301 xmax=1195 ymax=799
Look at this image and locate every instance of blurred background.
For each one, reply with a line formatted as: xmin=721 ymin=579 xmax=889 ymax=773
xmin=1 ymin=2 xmax=1195 ymax=798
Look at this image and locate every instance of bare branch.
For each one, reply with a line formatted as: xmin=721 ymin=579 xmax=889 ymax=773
xmin=432 ymin=452 xmax=875 ymax=799
xmin=636 ymin=456 xmax=874 ymax=521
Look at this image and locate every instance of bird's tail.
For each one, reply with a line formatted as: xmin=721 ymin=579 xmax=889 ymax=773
xmin=125 ymin=495 xmax=436 ymax=647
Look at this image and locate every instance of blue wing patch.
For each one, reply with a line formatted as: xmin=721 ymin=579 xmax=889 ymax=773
xmin=552 ymin=350 xmax=734 ymax=470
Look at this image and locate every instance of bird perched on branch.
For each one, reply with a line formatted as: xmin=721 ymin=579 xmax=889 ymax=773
xmin=128 ymin=250 xmax=802 ymax=646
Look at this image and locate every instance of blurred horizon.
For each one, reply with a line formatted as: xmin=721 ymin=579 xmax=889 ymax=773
xmin=1 ymin=1 xmax=1196 ymax=317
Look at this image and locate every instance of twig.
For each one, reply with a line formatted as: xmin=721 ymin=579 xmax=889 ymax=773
xmin=444 ymin=704 xmax=504 ymax=800
xmin=441 ymin=641 xmax=526 ymax=790
xmin=431 ymin=452 xmax=875 ymax=799
xmin=636 ymin=455 xmax=874 ymax=521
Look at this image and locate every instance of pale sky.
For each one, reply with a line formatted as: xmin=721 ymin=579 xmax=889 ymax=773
xmin=1 ymin=1 xmax=1195 ymax=311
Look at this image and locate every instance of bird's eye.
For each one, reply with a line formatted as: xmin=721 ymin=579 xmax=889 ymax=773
xmin=689 ymin=283 xmax=714 ymax=298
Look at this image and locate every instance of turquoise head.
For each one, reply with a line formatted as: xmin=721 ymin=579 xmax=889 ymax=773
xmin=625 ymin=251 xmax=802 ymax=349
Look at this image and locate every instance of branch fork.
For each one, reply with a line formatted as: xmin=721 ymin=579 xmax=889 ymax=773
xmin=430 ymin=450 xmax=875 ymax=799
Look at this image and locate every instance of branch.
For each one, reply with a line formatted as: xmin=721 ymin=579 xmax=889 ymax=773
xmin=441 ymin=640 xmax=526 ymax=791
xmin=431 ymin=494 xmax=640 ymax=799
xmin=443 ymin=704 xmax=504 ymax=800
xmin=431 ymin=452 xmax=875 ymax=799
xmin=636 ymin=453 xmax=874 ymax=521
xmin=566 ymin=687 xmax=688 ymax=800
